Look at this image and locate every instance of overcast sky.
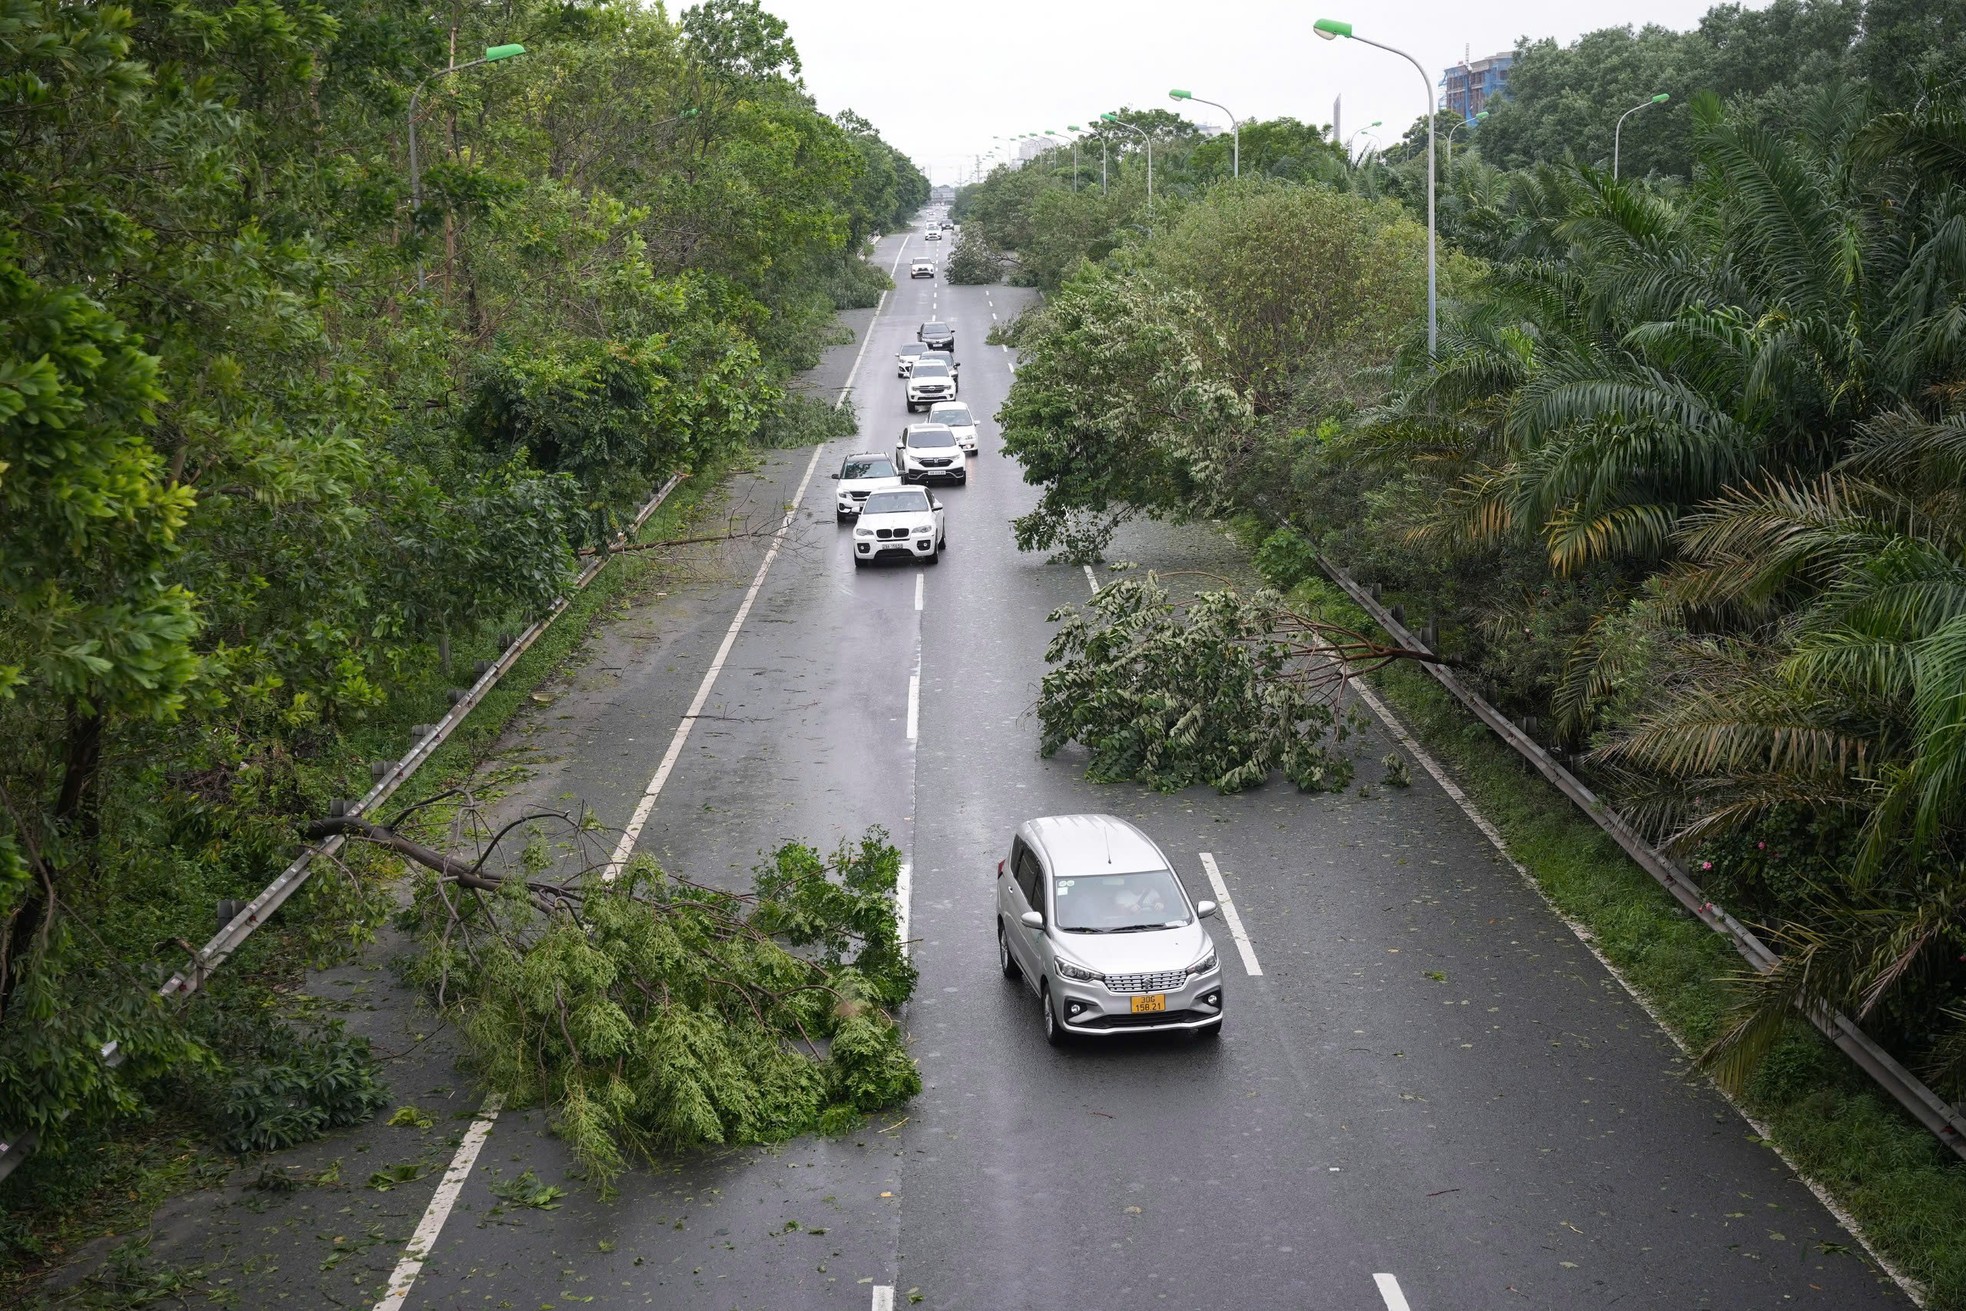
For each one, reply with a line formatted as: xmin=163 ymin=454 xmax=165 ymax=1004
xmin=761 ymin=0 xmax=1750 ymax=183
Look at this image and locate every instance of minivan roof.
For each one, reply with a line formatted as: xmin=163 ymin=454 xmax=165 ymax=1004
xmin=1024 ymin=814 xmax=1168 ymax=876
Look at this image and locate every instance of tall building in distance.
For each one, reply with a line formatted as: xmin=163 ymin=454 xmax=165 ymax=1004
xmin=1440 ymin=50 xmax=1514 ymax=121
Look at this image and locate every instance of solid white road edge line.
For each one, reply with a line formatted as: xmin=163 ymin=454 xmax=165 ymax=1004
xmin=607 ymin=441 xmax=827 ymax=874
xmin=1083 ymin=563 xmax=1098 ymax=593
xmin=1373 ymin=1273 xmax=1413 ymax=1311
xmin=835 ymin=235 xmax=912 ymax=409
xmin=871 ymin=1287 xmax=896 ymax=1311
xmin=1342 ymin=665 xmax=1924 ymax=1301
xmin=895 ymin=860 xmax=913 ymax=958
xmin=1197 ymin=853 xmax=1262 ymax=977
xmin=906 ymin=664 xmax=920 ymax=742
xmin=370 ymin=1094 xmax=504 ymax=1311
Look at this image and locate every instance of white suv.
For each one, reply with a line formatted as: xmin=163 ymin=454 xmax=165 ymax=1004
xmin=895 ymin=424 xmax=966 ymax=484
xmin=910 ymin=257 xmax=936 ymax=279
xmin=928 ymin=401 xmax=978 ymax=452
xmin=852 ymin=486 xmax=945 ymax=567
xmin=905 ymin=357 xmax=958 ymax=411
xmin=832 ymin=452 xmax=902 ymax=520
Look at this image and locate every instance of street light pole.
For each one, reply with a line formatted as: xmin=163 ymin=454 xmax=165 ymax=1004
xmin=1067 ymin=125 xmax=1084 ymax=190
xmin=1170 ymin=89 xmax=1240 ymax=178
xmin=1613 ymin=92 xmax=1670 ymax=180
xmin=1315 ymin=17 xmax=1436 ymax=356
xmin=1343 ymin=119 xmax=1382 ymax=159
xmin=408 ymin=43 xmax=526 ymax=293
xmin=1099 ymin=113 xmax=1151 ymax=209
xmin=1445 ymin=109 xmax=1487 ymax=173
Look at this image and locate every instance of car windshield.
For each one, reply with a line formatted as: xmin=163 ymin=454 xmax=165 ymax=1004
xmin=862 ymin=488 xmax=930 ymax=515
xmin=906 ymin=427 xmax=956 ymax=448
xmin=923 ymin=323 xmax=949 ymax=334
xmin=841 ymin=457 xmax=895 ymax=480
xmin=899 ymin=342 xmax=927 ymax=356
xmin=1053 ymin=869 xmax=1192 ymax=932
xmin=932 ymin=405 xmax=973 ymax=426
xmin=911 ymin=361 xmax=950 ymax=379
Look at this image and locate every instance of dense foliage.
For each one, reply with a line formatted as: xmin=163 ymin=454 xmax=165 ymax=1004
xmin=973 ymin=2 xmax=1966 ymax=1127
xmin=399 ymin=826 xmax=918 ymax=1190
xmin=0 ymin=0 xmax=922 ymax=1191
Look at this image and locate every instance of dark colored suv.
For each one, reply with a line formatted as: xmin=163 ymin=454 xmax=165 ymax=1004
xmin=918 ymin=321 xmax=955 ymax=353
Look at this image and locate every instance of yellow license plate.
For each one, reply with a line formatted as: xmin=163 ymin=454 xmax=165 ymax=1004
xmin=1130 ymin=994 xmax=1167 ymax=1014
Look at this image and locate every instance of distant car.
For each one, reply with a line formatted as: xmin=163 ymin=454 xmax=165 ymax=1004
xmin=906 ymin=358 xmax=958 ymax=411
xmin=998 ymin=814 xmax=1224 ymax=1045
xmin=918 ymin=321 xmax=955 ymax=353
xmin=852 ymin=485 xmax=945 ymax=567
xmin=895 ymin=423 xmax=966 ymax=484
xmin=924 ymin=228 xmax=942 ymax=240
xmin=910 ymin=257 xmax=936 ymax=278
xmin=929 ymin=401 xmax=978 ymax=452
xmin=832 ymin=452 xmax=903 ymax=521
xmin=896 ymin=340 xmax=934 ymax=376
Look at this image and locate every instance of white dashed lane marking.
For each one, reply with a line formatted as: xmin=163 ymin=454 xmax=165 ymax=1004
xmin=1198 ymin=853 xmax=1263 ymax=977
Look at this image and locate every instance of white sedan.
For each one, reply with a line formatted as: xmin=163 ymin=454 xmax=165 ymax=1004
xmin=852 ymin=486 xmax=946 ymax=567
xmin=928 ymin=401 xmax=978 ymax=452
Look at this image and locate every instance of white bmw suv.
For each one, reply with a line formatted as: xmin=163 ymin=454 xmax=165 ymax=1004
xmin=852 ymin=486 xmax=946 ymax=567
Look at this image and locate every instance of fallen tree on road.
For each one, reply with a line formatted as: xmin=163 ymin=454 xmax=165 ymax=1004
xmin=316 ymin=812 xmax=919 ymax=1189
xmin=1040 ymin=572 xmax=1446 ymax=794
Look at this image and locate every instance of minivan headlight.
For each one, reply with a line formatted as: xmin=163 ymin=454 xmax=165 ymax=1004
xmin=1055 ymin=959 xmax=1105 ymax=984
xmin=1186 ymin=949 xmax=1218 ymax=976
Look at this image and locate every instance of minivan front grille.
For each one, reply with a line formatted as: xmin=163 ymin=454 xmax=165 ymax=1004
xmin=1105 ymin=970 xmax=1188 ymax=995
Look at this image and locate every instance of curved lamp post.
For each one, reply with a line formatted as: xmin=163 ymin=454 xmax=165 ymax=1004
xmin=1170 ymin=89 xmax=1240 ymax=178
xmin=1086 ymin=119 xmax=1111 ymax=195
xmin=1344 ymin=118 xmax=1382 ymax=156
xmin=1445 ymin=108 xmax=1487 ymax=172
xmin=409 ymin=43 xmax=526 ymax=292
xmin=1315 ymin=16 xmax=1436 ymax=355
xmin=1099 ymin=112 xmax=1152 ymax=208
xmin=1613 ymin=92 xmax=1669 ymax=180
xmin=1066 ymin=124 xmax=1085 ymax=190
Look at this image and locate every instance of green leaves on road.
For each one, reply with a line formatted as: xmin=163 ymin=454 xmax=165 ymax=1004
xmin=402 ymin=827 xmax=919 ymax=1190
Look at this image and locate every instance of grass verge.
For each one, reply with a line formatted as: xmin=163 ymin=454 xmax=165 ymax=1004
xmin=1291 ymin=572 xmax=1966 ymax=1307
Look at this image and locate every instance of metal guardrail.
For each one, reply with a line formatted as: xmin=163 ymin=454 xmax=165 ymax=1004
xmin=1317 ymin=557 xmax=1966 ymax=1164
xmin=0 ymin=473 xmax=686 ymax=1186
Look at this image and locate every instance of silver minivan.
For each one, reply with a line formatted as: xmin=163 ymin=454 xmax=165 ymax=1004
xmin=997 ymin=814 xmax=1224 ymax=1045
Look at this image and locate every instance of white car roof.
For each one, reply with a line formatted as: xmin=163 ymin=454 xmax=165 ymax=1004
xmin=1023 ymin=814 xmax=1169 ymax=877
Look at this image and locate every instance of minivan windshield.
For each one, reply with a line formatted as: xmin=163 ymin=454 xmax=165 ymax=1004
xmin=1053 ymin=868 xmax=1192 ymax=932
xmin=862 ymin=488 xmax=930 ymax=515
xmin=841 ymin=457 xmax=896 ymax=480
xmin=906 ymin=426 xmax=956 ymax=448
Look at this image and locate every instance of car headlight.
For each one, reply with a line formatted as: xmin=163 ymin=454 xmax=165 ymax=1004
xmin=915 ymin=527 xmax=933 ymax=536
xmin=854 ymin=528 xmax=874 ymax=538
xmin=1055 ymin=959 xmax=1104 ymax=983
xmin=1186 ymin=949 xmax=1218 ymax=976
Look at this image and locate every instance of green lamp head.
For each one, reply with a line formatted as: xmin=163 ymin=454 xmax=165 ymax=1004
xmin=484 ymin=43 xmax=525 ymax=61
xmin=1169 ymin=89 xmax=1192 ymax=101
xmin=1651 ymin=92 xmax=1670 ymax=104
xmin=1312 ymin=18 xmax=1352 ymax=40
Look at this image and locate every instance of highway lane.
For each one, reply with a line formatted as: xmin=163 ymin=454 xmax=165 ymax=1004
xmin=366 ymin=220 xmax=1903 ymax=1309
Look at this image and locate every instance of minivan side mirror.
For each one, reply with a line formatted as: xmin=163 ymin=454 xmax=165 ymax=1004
xmin=1195 ymin=899 xmax=1219 ymax=919
xmin=1019 ymin=910 xmax=1044 ymax=930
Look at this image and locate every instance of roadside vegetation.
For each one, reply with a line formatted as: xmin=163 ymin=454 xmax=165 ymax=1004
xmin=0 ymin=0 xmax=925 ymax=1267
xmin=969 ymin=1 xmax=1966 ymax=1299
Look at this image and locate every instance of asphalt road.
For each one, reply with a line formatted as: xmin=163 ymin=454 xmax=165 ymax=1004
xmin=87 ymin=225 xmax=1908 ymax=1311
